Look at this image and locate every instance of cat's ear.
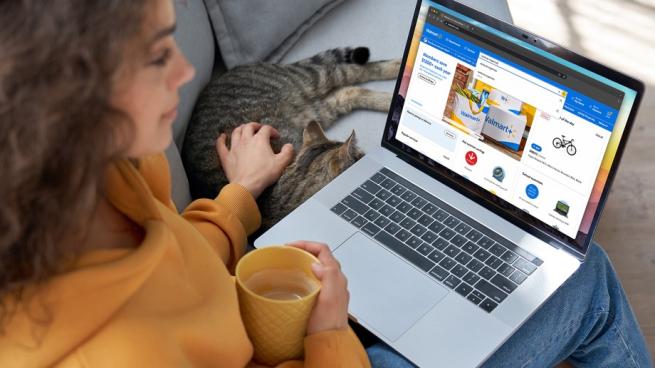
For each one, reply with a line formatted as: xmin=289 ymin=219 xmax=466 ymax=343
xmin=303 ymin=121 xmax=329 ymax=146
xmin=339 ymin=130 xmax=358 ymax=159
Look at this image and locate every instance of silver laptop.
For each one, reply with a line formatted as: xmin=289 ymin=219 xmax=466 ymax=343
xmin=255 ymin=0 xmax=644 ymax=366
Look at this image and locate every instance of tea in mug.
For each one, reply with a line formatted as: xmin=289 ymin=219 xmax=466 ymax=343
xmin=244 ymin=268 xmax=319 ymax=301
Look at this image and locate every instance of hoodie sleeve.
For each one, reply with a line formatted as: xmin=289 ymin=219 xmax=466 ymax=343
xmin=269 ymin=328 xmax=370 ymax=368
xmin=181 ymin=184 xmax=262 ymax=270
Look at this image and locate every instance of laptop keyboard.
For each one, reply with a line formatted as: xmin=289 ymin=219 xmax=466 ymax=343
xmin=330 ymin=168 xmax=543 ymax=313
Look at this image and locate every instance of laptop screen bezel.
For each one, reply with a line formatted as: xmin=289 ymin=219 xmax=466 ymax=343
xmin=381 ymin=0 xmax=644 ymax=257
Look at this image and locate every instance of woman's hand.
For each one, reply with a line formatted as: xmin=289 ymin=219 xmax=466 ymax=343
xmin=288 ymin=241 xmax=350 ymax=335
xmin=216 ymin=122 xmax=294 ymax=198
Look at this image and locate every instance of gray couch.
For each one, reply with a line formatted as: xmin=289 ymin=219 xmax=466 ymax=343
xmin=167 ymin=0 xmax=513 ymax=211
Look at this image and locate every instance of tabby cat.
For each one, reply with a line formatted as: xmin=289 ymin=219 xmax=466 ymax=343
xmin=182 ymin=47 xmax=400 ymax=229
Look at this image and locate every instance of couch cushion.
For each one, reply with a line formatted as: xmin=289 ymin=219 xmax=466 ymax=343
xmin=203 ymin=0 xmax=345 ymax=69
xmin=168 ymin=0 xmax=217 ymax=210
xmin=280 ymin=0 xmax=513 ymax=153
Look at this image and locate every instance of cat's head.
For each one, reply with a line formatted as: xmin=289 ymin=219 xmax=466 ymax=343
xmin=279 ymin=121 xmax=364 ymax=188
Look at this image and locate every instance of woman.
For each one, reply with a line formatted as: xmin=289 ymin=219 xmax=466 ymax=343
xmin=0 ymin=0 xmax=650 ymax=367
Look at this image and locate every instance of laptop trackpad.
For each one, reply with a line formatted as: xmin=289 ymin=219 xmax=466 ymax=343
xmin=334 ymin=232 xmax=448 ymax=341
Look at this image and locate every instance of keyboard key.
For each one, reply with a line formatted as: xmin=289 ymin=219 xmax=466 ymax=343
xmin=455 ymin=282 xmax=473 ymax=297
xmin=362 ymin=222 xmax=381 ymax=236
xmin=477 ymin=237 xmax=495 ymax=249
xmin=395 ymin=229 xmax=411 ymax=242
xmin=428 ymin=250 xmax=446 ymax=263
xmin=379 ymin=204 xmax=395 ymax=217
xmin=417 ymin=243 xmax=434 ymax=256
xmin=375 ymin=231 xmax=435 ymax=272
xmin=428 ymin=221 xmax=445 ymax=234
xmin=389 ymin=211 xmax=405 ymax=223
xmin=370 ymin=172 xmax=386 ymax=184
xmin=439 ymin=228 xmax=456 ymax=240
xmin=489 ymin=244 xmax=507 ymax=257
xmin=480 ymin=298 xmax=498 ymax=313
xmin=407 ymin=207 xmax=423 ymax=220
xmin=380 ymin=178 xmax=395 ymax=189
xmin=384 ymin=223 xmax=401 ymax=235
xmin=473 ymin=248 xmax=491 ymax=262
xmin=374 ymin=216 xmax=391 ymax=228
xmin=443 ymin=216 xmax=460 ymax=228
xmin=451 ymin=264 xmax=468 ymax=278
xmin=400 ymin=218 xmax=416 ymax=230
xmin=450 ymin=234 xmax=467 ymax=247
xmin=407 ymin=236 xmax=422 ymax=249
xmin=467 ymin=292 xmax=483 ymax=305
xmin=417 ymin=214 xmax=433 ymax=227
xmin=497 ymin=263 xmax=515 ymax=278
xmin=433 ymin=209 xmax=449 ymax=221
xmin=478 ymin=266 xmax=495 ymax=280
xmin=454 ymin=252 xmax=472 ymax=266
xmin=443 ymin=275 xmax=461 ymax=289
xmin=513 ymin=258 xmax=537 ymax=275
xmin=485 ymin=256 xmax=503 ymax=270
xmin=439 ymin=257 xmax=457 ymax=270
xmin=509 ymin=270 xmax=528 ymax=285
xmin=433 ymin=237 xmax=449 ymax=251
xmin=410 ymin=225 xmax=427 ymax=237
xmin=385 ymin=195 xmax=401 ymax=207
xmin=475 ymin=279 xmax=508 ymax=303
xmin=396 ymin=201 xmax=412 ymax=213
xmin=364 ymin=209 xmax=380 ymax=222
xmin=400 ymin=190 xmax=417 ymax=202
xmin=462 ymin=241 xmax=479 ymax=255
xmin=342 ymin=195 xmax=368 ymax=214
xmin=331 ymin=203 xmax=347 ymax=215
xmin=444 ymin=245 xmax=460 ymax=258
xmin=454 ymin=223 xmax=472 ymax=235
xmin=463 ymin=272 xmax=481 ymax=286
xmin=422 ymin=203 xmax=438 ymax=215
xmin=369 ymin=198 xmax=385 ymax=210
xmin=376 ymin=189 xmax=392 ymax=200
xmin=361 ymin=180 xmax=382 ymax=195
xmin=411 ymin=197 xmax=427 ymax=208
xmin=491 ymin=274 xmax=518 ymax=294
xmin=421 ymin=230 xmax=438 ymax=244
xmin=341 ymin=209 xmax=357 ymax=222
xmin=500 ymin=250 xmax=518 ymax=264
xmin=467 ymin=259 xmax=484 ymax=273
xmin=471 ymin=290 xmax=485 ymax=301
xmin=465 ymin=229 xmax=483 ymax=242
xmin=390 ymin=184 xmax=406 ymax=196
xmin=352 ymin=188 xmax=374 ymax=203
xmin=429 ymin=265 xmax=449 ymax=281
xmin=351 ymin=216 xmax=368 ymax=228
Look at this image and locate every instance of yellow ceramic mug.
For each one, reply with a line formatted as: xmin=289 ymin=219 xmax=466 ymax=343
xmin=235 ymin=246 xmax=321 ymax=366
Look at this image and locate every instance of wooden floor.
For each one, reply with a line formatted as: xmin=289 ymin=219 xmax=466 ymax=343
xmin=508 ymin=0 xmax=655 ymax=360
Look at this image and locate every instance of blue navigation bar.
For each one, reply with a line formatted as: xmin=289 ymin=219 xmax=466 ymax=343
xmin=420 ymin=22 xmax=618 ymax=132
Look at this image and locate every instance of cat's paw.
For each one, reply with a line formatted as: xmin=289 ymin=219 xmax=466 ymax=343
xmin=350 ymin=47 xmax=370 ymax=65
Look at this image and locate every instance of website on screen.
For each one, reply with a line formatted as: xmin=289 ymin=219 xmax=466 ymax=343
xmin=395 ymin=6 xmax=623 ymax=239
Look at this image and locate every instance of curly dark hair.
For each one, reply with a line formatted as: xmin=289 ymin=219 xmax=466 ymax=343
xmin=0 ymin=0 xmax=153 ymax=327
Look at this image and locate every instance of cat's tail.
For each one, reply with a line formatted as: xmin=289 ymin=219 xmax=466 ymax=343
xmin=300 ymin=47 xmax=370 ymax=66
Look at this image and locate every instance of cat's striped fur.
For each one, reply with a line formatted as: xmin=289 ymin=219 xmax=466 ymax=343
xmin=182 ymin=47 xmax=400 ymax=229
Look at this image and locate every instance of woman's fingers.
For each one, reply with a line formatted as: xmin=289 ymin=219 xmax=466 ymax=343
xmin=288 ymin=241 xmax=340 ymax=270
xmin=255 ymin=124 xmax=280 ymax=140
xmin=231 ymin=125 xmax=243 ymax=148
xmin=242 ymin=122 xmax=262 ymax=137
xmin=216 ymin=133 xmax=229 ymax=160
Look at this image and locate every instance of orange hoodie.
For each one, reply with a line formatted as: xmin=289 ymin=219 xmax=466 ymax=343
xmin=0 ymin=153 xmax=370 ymax=368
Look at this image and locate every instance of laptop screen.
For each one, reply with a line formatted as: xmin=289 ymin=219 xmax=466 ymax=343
xmin=384 ymin=0 xmax=641 ymax=254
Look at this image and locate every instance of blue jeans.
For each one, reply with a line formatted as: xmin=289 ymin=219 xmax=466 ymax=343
xmin=365 ymin=243 xmax=653 ymax=367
